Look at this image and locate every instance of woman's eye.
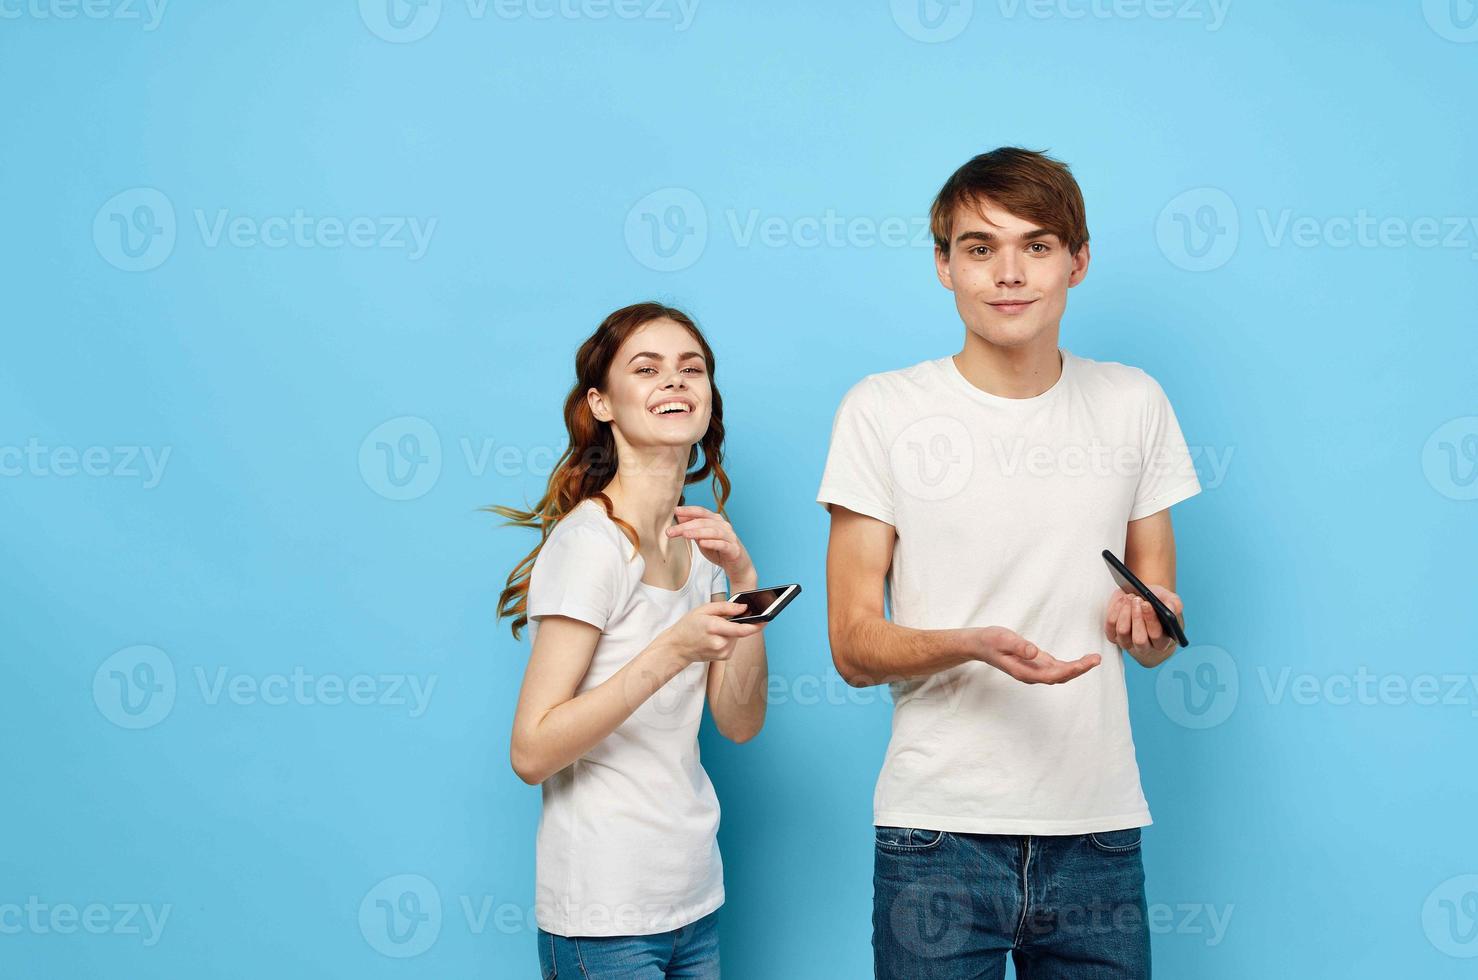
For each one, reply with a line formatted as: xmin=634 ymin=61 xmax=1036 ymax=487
xmin=683 ymin=367 xmax=704 ymax=375
xmin=636 ymin=367 xmax=656 ymax=375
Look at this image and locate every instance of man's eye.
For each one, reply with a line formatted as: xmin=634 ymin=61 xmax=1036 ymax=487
xmin=970 ymin=246 xmax=991 ymax=257
xmin=1029 ymin=242 xmax=1050 ymax=253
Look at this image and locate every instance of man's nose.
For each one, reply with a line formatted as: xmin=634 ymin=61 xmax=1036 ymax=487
xmin=996 ymin=251 xmax=1025 ymax=287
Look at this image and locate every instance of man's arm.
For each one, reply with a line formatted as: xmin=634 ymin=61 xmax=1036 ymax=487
xmin=826 ymin=505 xmax=1101 ymax=687
xmin=1108 ymin=507 xmax=1185 ymax=668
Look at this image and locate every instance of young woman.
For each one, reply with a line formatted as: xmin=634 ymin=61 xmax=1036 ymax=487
xmin=494 ymin=302 xmax=769 ymax=978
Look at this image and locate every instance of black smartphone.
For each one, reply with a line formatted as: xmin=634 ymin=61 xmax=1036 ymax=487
xmin=1100 ymin=550 xmax=1188 ymax=647
xmin=727 ymin=584 xmax=802 ymax=624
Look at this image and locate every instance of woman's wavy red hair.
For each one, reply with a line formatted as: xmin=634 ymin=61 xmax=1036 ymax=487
xmin=490 ymin=302 xmax=731 ymax=639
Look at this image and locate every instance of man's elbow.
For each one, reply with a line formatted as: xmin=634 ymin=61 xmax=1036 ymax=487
xmin=834 ymin=656 xmax=871 ymax=688
xmin=829 ymin=624 xmax=872 ymax=688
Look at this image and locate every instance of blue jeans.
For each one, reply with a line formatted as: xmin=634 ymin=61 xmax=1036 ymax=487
xmin=873 ymin=826 xmax=1150 ymax=979
xmin=537 ymin=910 xmax=720 ymax=979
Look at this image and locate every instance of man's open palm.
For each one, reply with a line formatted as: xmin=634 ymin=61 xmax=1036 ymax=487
xmin=975 ymin=626 xmax=1101 ymax=684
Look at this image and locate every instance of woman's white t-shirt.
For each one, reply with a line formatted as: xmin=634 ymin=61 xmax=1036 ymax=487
xmin=817 ymin=350 xmax=1202 ymax=835
xmin=526 ymin=497 xmax=728 ymax=937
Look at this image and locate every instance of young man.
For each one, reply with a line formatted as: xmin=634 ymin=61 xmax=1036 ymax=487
xmin=818 ymin=147 xmax=1201 ymax=979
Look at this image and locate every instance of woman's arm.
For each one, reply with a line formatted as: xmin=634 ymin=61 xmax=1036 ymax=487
xmin=666 ymin=505 xmax=772 ymax=743
xmin=705 ymin=577 xmax=767 ymax=743
xmin=510 ymin=616 xmax=686 ymax=784
xmin=510 ymin=603 xmax=760 ymax=784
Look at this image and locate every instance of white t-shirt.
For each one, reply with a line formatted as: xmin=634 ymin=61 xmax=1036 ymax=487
xmin=816 ymin=349 xmax=1201 ymax=835
xmin=526 ymin=497 xmax=729 ymax=936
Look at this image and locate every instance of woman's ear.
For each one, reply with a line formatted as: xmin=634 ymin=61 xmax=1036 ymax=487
xmin=586 ymin=387 xmax=611 ymax=423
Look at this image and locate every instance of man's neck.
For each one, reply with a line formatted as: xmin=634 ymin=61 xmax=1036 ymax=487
xmin=952 ymin=330 xmax=1063 ymax=399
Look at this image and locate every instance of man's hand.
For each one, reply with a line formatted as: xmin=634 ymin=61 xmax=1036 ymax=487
xmin=971 ymin=626 xmax=1101 ymax=684
xmin=1105 ymin=586 xmax=1184 ymax=666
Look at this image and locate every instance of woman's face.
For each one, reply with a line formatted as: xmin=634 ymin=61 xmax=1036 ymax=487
xmin=589 ymin=318 xmax=713 ymax=451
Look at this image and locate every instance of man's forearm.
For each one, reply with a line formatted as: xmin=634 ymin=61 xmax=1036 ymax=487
xmin=832 ymin=616 xmax=977 ymax=687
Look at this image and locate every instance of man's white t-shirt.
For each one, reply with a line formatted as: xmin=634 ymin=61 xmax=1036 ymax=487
xmin=526 ymin=497 xmax=728 ymax=936
xmin=816 ymin=349 xmax=1201 ymax=835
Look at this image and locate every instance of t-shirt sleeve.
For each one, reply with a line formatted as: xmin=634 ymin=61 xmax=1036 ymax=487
xmin=1129 ymin=374 xmax=1202 ymax=521
xmin=816 ymin=379 xmax=895 ymax=526
xmin=708 ymin=560 xmax=728 ymax=600
xmin=527 ymin=524 xmax=624 ymax=630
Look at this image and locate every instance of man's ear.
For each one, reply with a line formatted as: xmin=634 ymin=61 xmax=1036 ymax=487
xmin=934 ymin=246 xmax=955 ymax=292
xmin=1068 ymin=241 xmax=1091 ymax=288
xmin=586 ymin=387 xmax=612 ymax=423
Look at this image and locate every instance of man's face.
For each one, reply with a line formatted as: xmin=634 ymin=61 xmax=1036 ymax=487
xmin=934 ymin=197 xmax=1090 ymax=350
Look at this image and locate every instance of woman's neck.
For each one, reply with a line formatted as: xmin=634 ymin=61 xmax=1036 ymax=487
xmin=599 ymin=448 xmax=688 ymax=552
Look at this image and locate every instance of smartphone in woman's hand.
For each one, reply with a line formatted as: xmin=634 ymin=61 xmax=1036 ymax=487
xmin=727 ymin=584 xmax=802 ymax=624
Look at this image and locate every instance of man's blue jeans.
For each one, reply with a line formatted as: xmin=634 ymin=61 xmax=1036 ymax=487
xmin=873 ymin=825 xmax=1151 ymax=979
xmin=537 ymin=910 xmax=720 ymax=979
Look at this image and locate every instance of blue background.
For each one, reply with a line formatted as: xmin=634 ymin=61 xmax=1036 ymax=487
xmin=3 ymin=0 xmax=1477 ymax=976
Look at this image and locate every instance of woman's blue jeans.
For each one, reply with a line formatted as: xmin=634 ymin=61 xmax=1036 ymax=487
xmin=537 ymin=910 xmax=720 ymax=979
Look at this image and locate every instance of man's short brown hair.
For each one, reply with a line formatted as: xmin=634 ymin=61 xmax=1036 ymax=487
xmin=930 ymin=147 xmax=1089 ymax=257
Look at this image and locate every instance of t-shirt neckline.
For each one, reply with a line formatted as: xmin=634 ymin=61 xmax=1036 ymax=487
xmin=941 ymin=347 xmax=1072 ymax=408
xmin=577 ymin=498 xmax=700 ymax=595
xmin=638 ymin=535 xmax=698 ymax=595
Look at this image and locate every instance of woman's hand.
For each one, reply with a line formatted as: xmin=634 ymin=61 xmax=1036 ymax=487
xmin=1105 ymin=586 xmax=1184 ymax=664
xmin=667 ymin=505 xmax=758 ymax=590
xmin=661 ymin=601 xmax=764 ymax=665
